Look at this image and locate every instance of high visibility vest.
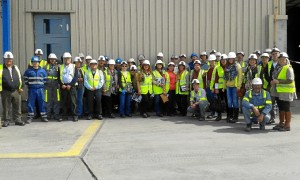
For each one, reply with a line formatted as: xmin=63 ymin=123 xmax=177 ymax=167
xmin=0 ymin=64 xmax=22 ymax=92
xmin=190 ymin=70 xmax=204 ymax=89
xmin=257 ymin=63 xmax=271 ymax=90
xmin=276 ymin=65 xmax=296 ymax=93
xmin=29 ymin=59 xmax=47 ymax=68
xmin=45 ymin=89 xmax=60 ymax=102
xmin=119 ymin=71 xmax=132 ymax=92
xmin=104 ymin=70 xmax=111 ymax=91
xmin=243 ymin=90 xmax=272 ymax=109
xmin=190 ymin=89 xmax=207 ymax=102
xmin=86 ymin=69 xmax=102 ymax=88
xmin=45 ymin=64 xmax=59 ymax=80
xmin=211 ymin=66 xmax=225 ymax=89
xmin=140 ymin=72 xmax=153 ymax=94
xmin=176 ymin=70 xmax=189 ymax=95
xmin=82 ymin=64 xmax=89 ymax=74
xmin=59 ymin=64 xmax=75 ymax=84
xmin=152 ymin=70 xmax=166 ymax=94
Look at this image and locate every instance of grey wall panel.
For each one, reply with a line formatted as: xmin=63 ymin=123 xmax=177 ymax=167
xmin=9 ymin=0 xmax=287 ymax=72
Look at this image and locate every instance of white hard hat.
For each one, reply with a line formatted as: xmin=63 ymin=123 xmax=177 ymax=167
xmin=3 ymin=51 xmax=14 ymax=59
xmin=261 ymin=53 xmax=270 ymax=58
xmin=155 ymin=60 xmax=164 ymax=66
xmin=157 ymin=52 xmax=164 ymax=57
xmin=179 ymin=54 xmax=187 ymax=58
xmin=142 ymin=60 xmax=150 ymax=65
xmin=35 ymin=49 xmax=43 ymax=55
xmin=252 ymin=78 xmax=263 ymax=85
xmin=279 ymin=52 xmax=289 ymax=58
xmin=227 ymin=52 xmax=236 ymax=59
xmin=89 ymin=59 xmax=98 ymax=64
xmin=178 ymin=61 xmax=186 ymax=66
xmin=121 ymin=61 xmax=128 ymax=65
xmin=130 ymin=65 xmax=137 ymax=71
xmin=98 ymin=55 xmax=105 ymax=61
xmin=216 ymin=52 xmax=222 ymax=56
xmin=208 ymin=54 xmax=217 ymax=61
xmin=221 ymin=54 xmax=228 ymax=60
xmin=63 ymin=52 xmax=72 ymax=58
xmin=48 ymin=53 xmax=57 ymax=59
xmin=168 ymin=62 xmax=175 ymax=66
xmin=73 ymin=56 xmax=82 ymax=63
xmin=200 ymin=51 xmax=207 ymax=56
xmin=78 ymin=53 xmax=85 ymax=58
xmin=127 ymin=58 xmax=135 ymax=63
xmin=248 ymin=54 xmax=258 ymax=60
xmin=85 ymin=55 xmax=92 ymax=60
xmin=237 ymin=51 xmax=245 ymax=56
xmin=192 ymin=79 xmax=200 ymax=84
xmin=193 ymin=60 xmax=201 ymax=65
xmin=271 ymin=47 xmax=280 ymax=53
xmin=264 ymin=49 xmax=272 ymax=53
xmin=108 ymin=59 xmax=116 ymax=65
xmin=210 ymin=49 xmax=217 ymax=54
xmin=138 ymin=54 xmax=146 ymax=61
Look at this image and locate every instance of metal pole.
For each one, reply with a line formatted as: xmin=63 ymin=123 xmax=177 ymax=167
xmin=2 ymin=0 xmax=11 ymax=60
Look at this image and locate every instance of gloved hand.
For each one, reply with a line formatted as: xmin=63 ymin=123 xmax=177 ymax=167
xmin=122 ymin=89 xmax=126 ymax=95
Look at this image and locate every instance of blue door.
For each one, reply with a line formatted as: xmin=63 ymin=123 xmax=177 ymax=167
xmin=34 ymin=14 xmax=71 ymax=63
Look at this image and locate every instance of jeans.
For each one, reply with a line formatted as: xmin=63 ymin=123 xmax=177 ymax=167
xmin=187 ymin=101 xmax=209 ymax=117
xmin=154 ymin=94 xmax=163 ymax=115
xmin=119 ymin=93 xmax=132 ymax=115
xmin=76 ymin=88 xmax=84 ymax=116
xmin=226 ymin=87 xmax=238 ymax=108
xmin=242 ymin=107 xmax=270 ymax=125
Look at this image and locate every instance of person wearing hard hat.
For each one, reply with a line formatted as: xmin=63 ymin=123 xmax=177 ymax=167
xmin=176 ymin=61 xmax=190 ymax=116
xmin=84 ymin=59 xmax=104 ymax=120
xmin=137 ymin=54 xmax=146 ymax=71
xmin=187 ymin=79 xmax=209 ymax=121
xmin=115 ymin=58 xmax=123 ymax=72
xmin=137 ymin=60 xmax=153 ymax=118
xmin=97 ymin=55 xmax=107 ymax=71
xmin=129 ymin=65 xmax=139 ymax=114
xmin=236 ymin=51 xmax=246 ymax=75
xmin=79 ymin=53 xmax=85 ymax=62
xmin=24 ymin=56 xmax=48 ymax=123
xmin=102 ymin=59 xmax=118 ymax=118
xmin=215 ymin=52 xmax=222 ymax=66
xmin=73 ymin=56 xmax=85 ymax=119
xmin=257 ymin=53 xmax=272 ymax=91
xmin=152 ymin=60 xmax=170 ymax=117
xmin=268 ymin=47 xmax=280 ymax=124
xmin=118 ymin=61 xmax=133 ymax=118
xmin=179 ymin=54 xmax=190 ymax=72
xmin=190 ymin=60 xmax=204 ymax=90
xmin=223 ymin=52 xmax=243 ymax=123
xmin=0 ymin=52 xmax=25 ymax=127
xmin=188 ymin=53 xmax=198 ymax=70
xmin=205 ymin=55 xmax=218 ymax=120
xmin=157 ymin=52 xmax=164 ymax=61
xmin=210 ymin=54 xmax=228 ymax=121
xmin=271 ymin=52 xmax=297 ymax=131
xmin=166 ymin=62 xmax=177 ymax=116
xmin=28 ymin=49 xmax=47 ymax=68
xmin=210 ymin=49 xmax=217 ymax=55
xmin=253 ymin=50 xmax=261 ymax=60
xmin=200 ymin=52 xmax=209 ymax=72
xmin=242 ymin=77 xmax=272 ymax=132
xmin=59 ymin=52 xmax=79 ymax=122
xmin=264 ymin=48 xmax=272 ymax=56
xmin=127 ymin=58 xmax=136 ymax=70
xmin=170 ymin=55 xmax=179 ymax=74
xmin=244 ymin=54 xmax=259 ymax=91
xmin=82 ymin=55 xmax=92 ymax=74
xmin=44 ymin=53 xmax=61 ymax=121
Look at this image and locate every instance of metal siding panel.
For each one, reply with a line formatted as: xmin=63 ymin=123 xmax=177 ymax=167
xmin=249 ymin=0 xmax=255 ymax=52
xmin=174 ymin=0 xmax=180 ymax=55
xmin=18 ymin=0 xmax=27 ymax=69
xmin=261 ymin=0 xmax=268 ymax=49
xmin=91 ymin=0 xmax=99 ymax=58
xmin=217 ymin=0 xmax=225 ymax=53
xmin=156 ymin=0 xmax=163 ymax=58
xmin=78 ymin=0 xmax=86 ymax=54
xmin=136 ymin=0 xmax=144 ymax=56
xmin=143 ymin=0 xmax=150 ymax=61
xmin=211 ymin=0 xmax=218 ymax=51
xmin=224 ymin=0 xmax=230 ymax=53
xmin=168 ymin=0 xmax=175 ymax=57
xmin=31 ymin=0 xmax=38 ymax=10
xmin=130 ymin=0 xmax=137 ymax=59
xmin=51 ymin=0 xmax=58 ymax=11
xmin=104 ymin=0 xmax=112 ymax=57
xmin=38 ymin=0 xmax=45 ymax=10
xmin=162 ymin=0 xmax=169 ymax=60
xmin=98 ymin=0 xmax=105 ymax=55
xmin=65 ymin=0 xmax=72 ymax=11
xmin=199 ymin=0 xmax=206 ymax=51
xmin=124 ymin=0 xmax=131 ymax=59
xmin=58 ymin=0 xmax=65 ymax=11
xmin=85 ymin=0 xmax=93 ymax=55
xmin=45 ymin=0 xmax=52 ymax=11
xmin=193 ymin=0 xmax=200 ymax=53
xmin=205 ymin=0 xmax=212 ymax=51
xmin=111 ymin=0 xmax=118 ymax=58
xmin=230 ymin=0 xmax=237 ymax=51
xmin=236 ymin=0 xmax=243 ymax=52
xmin=242 ymin=0 xmax=249 ymax=55
xmin=149 ymin=0 xmax=156 ymax=62
xmin=180 ymin=0 xmax=187 ymax=54
xmin=11 ymin=0 xmax=19 ymax=66
xmin=118 ymin=0 xmax=125 ymax=59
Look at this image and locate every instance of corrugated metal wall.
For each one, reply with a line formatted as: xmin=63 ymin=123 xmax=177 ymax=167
xmin=4 ymin=0 xmax=287 ymax=72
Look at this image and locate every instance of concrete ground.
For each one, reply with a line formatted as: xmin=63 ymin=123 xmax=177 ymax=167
xmin=0 ymin=100 xmax=300 ymax=180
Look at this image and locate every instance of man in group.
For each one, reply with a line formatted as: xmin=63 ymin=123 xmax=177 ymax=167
xmin=1 ymin=52 xmax=25 ymax=127
xmin=242 ymin=78 xmax=272 ymax=132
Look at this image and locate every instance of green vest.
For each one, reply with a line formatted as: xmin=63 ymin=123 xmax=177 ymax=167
xmin=215 ymin=66 xmax=224 ymax=89
xmin=243 ymin=89 xmax=272 ymax=109
xmin=190 ymin=89 xmax=207 ymax=102
xmin=257 ymin=63 xmax=271 ymax=90
xmin=119 ymin=71 xmax=132 ymax=92
xmin=0 ymin=64 xmax=3 ymax=92
xmin=152 ymin=70 xmax=166 ymax=94
xmin=45 ymin=64 xmax=59 ymax=80
xmin=190 ymin=70 xmax=204 ymax=89
xmin=104 ymin=70 xmax=111 ymax=92
xmin=140 ymin=72 xmax=153 ymax=94
xmin=87 ymin=69 xmax=102 ymax=88
xmin=176 ymin=70 xmax=189 ymax=95
xmin=276 ymin=65 xmax=296 ymax=93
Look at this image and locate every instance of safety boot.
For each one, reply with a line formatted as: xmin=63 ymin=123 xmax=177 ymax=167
xmin=279 ymin=111 xmax=291 ymax=131
xmin=273 ymin=111 xmax=285 ymax=130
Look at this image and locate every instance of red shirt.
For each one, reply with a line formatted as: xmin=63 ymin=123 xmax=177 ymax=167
xmin=167 ymin=71 xmax=176 ymax=90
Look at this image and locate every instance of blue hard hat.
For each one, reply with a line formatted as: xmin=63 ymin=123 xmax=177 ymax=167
xmin=190 ymin=53 xmax=198 ymax=58
xmin=31 ymin=56 xmax=40 ymax=62
xmin=115 ymin=58 xmax=123 ymax=64
xmin=104 ymin=55 xmax=109 ymax=61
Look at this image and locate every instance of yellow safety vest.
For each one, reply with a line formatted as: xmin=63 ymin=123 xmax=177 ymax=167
xmin=176 ymin=70 xmax=189 ymax=95
xmin=190 ymin=89 xmax=207 ymax=102
xmin=119 ymin=71 xmax=132 ymax=92
xmin=210 ymin=66 xmax=224 ymax=89
xmin=276 ymin=65 xmax=296 ymax=93
xmin=44 ymin=64 xmax=60 ymax=102
xmin=243 ymin=90 xmax=272 ymax=109
xmin=87 ymin=69 xmax=102 ymax=88
xmin=104 ymin=70 xmax=111 ymax=91
xmin=257 ymin=63 xmax=271 ymax=90
xmin=59 ymin=64 xmax=75 ymax=84
xmin=82 ymin=64 xmax=89 ymax=74
xmin=45 ymin=64 xmax=58 ymax=80
xmin=0 ymin=64 xmax=22 ymax=92
xmin=190 ymin=70 xmax=204 ymax=89
xmin=140 ymin=72 xmax=153 ymax=94
xmin=152 ymin=70 xmax=168 ymax=94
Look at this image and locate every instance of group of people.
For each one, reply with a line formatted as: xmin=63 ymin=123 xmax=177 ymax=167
xmin=0 ymin=48 xmax=297 ymax=132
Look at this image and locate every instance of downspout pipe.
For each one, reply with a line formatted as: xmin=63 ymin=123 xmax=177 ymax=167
xmin=2 ymin=0 xmax=11 ymax=62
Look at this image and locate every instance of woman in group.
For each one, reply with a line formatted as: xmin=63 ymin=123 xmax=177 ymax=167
xmin=166 ymin=62 xmax=177 ymax=116
xmin=223 ymin=52 xmax=242 ymax=123
xmin=118 ymin=61 xmax=133 ymax=118
xmin=244 ymin=54 xmax=259 ymax=91
xmin=129 ymin=64 xmax=139 ymax=114
xmin=271 ymin=52 xmax=297 ymax=131
xmin=176 ymin=61 xmax=190 ymax=116
xmin=152 ymin=60 xmax=170 ymax=117
xmin=137 ymin=60 xmax=153 ymax=118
